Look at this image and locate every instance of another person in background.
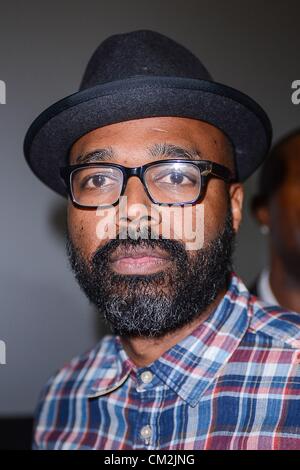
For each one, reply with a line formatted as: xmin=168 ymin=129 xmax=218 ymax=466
xmin=250 ymin=129 xmax=300 ymax=313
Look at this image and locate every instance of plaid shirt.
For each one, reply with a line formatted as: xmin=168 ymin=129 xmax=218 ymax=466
xmin=33 ymin=272 xmax=300 ymax=450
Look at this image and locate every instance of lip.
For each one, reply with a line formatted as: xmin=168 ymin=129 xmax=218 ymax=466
xmin=109 ymin=246 xmax=171 ymax=274
xmin=110 ymin=246 xmax=170 ymax=261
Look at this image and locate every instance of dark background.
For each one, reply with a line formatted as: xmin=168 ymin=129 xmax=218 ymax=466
xmin=0 ymin=0 xmax=299 ymax=447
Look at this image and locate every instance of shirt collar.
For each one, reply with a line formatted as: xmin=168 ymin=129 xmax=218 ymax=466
xmin=87 ymin=272 xmax=252 ymax=406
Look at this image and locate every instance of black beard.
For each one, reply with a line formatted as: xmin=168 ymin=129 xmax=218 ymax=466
xmin=66 ymin=205 xmax=236 ymax=339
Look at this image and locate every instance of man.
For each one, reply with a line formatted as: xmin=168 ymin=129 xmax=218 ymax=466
xmin=24 ymin=30 xmax=300 ymax=450
xmin=250 ymin=129 xmax=300 ymax=313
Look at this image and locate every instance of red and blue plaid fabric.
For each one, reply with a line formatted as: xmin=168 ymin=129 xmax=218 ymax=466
xmin=33 ymin=272 xmax=300 ymax=450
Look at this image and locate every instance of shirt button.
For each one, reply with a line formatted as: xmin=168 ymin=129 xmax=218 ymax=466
xmin=141 ymin=370 xmax=153 ymax=384
xmin=140 ymin=425 xmax=152 ymax=442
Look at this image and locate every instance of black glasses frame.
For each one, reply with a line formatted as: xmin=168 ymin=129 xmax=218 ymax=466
xmin=60 ymin=159 xmax=234 ymax=208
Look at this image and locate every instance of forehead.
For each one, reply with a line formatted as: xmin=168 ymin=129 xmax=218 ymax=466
xmin=69 ymin=116 xmax=233 ymax=166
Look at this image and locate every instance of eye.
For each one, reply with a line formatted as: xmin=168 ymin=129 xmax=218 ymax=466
xmin=154 ymin=170 xmax=197 ymax=186
xmin=81 ymin=173 xmax=119 ymax=190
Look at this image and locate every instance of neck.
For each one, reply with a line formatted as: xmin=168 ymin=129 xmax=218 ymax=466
xmin=119 ymin=285 xmax=227 ymax=368
xmin=269 ymin=249 xmax=300 ymax=313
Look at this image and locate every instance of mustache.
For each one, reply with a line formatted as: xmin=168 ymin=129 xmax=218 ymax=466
xmin=91 ymin=225 xmax=189 ymax=267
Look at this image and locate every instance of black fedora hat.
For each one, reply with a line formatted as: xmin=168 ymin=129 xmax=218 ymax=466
xmin=23 ymin=29 xmax=272 ymax=197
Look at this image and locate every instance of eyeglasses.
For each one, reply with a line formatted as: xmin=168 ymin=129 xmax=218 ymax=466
xmin=60 ymin=159 xmax=234 ymax=208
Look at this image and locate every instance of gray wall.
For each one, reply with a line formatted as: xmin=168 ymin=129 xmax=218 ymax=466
xmin=0 ymin=0 xmax=299 ymax=414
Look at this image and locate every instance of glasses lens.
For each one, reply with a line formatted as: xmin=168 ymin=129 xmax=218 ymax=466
xmin=144 ymin=162 xmax=201 ymax=203
xmin=71 ymin=166 xmax=123 ymax=207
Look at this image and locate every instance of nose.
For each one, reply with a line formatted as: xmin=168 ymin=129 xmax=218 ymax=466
xmin=119 ymin=176 xmax=160 ymax=228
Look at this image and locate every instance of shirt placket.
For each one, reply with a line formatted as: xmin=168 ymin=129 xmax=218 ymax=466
xmin=130 ymin=368 xmax=163 ymax=449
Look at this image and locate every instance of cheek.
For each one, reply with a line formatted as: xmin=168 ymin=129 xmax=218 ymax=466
xmin=202 ymin=181 xmax=230 ymax=241
xmin=158 ymin=204 xmax=206 ymax=250
xmin=269 ymin=191 xmax=291 ymax=231
xmin=186 ymin=204 xmax=206 ymax=251
xmin=270 ymin=191 xmax=300 ymax=246
xmin=157 ymin=189 xmax=226 ymax=251
xmin=67 ymin=205 xmax=106 ymax=258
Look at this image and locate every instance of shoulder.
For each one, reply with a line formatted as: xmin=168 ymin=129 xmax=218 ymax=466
xmin=247 ymin=294 xmax=300 ymax=349
xmin=32 ymin=334 xmax=117 ymax=447
xmin=39 ymin=334 xmax=116 ymax=400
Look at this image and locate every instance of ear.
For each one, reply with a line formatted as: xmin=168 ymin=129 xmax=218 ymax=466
xmin=229 ymin=183 xmax=244 ymax=233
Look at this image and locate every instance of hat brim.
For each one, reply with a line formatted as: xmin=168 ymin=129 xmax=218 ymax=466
xmin=23 ymin=76 xmax=272 ymax=196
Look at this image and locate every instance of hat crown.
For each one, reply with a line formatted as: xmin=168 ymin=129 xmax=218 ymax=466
xmin=80 ymin=29 xmax=212 ymax=90
xmin=24 ymin=29 xmax=272 ymax=196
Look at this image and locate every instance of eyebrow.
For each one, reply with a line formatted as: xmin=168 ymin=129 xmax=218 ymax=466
xmin=75 ymin=147 xmax=115 ymax=164
xmin=74 ymin=142 xmax=202 ymax=164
